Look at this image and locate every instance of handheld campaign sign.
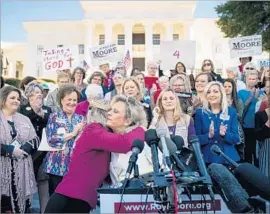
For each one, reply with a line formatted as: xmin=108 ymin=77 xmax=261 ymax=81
xmin=160 ymin=41 xmax=196 ymax=71
xmin=229 ymin=35 xmax=262 ymax=58
xmin=89 ymin=43 xmax=121 ymax=66
xmin=41 ymin=45 xmax=79 ymax=78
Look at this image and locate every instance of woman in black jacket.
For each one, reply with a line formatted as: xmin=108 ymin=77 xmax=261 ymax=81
xmin=19 ymin=82 xmax=52 ymax=213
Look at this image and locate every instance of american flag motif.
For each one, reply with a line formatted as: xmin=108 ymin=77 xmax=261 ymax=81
xmin=124 ymin=50 xmax=131 ymax=70
xmin=83 ymin=60 xmax=89 ymax=71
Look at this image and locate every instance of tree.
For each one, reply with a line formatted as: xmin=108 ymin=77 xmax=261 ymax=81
xmin=215 ymin=1 xmax=270 ymax=51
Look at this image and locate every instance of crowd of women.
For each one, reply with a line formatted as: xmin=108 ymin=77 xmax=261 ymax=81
xmin=0 ymin=57 xmax=269 ymax=213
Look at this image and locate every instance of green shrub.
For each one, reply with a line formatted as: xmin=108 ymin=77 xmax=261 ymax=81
xmin=5 ymin=78 xmax=21 ymax=88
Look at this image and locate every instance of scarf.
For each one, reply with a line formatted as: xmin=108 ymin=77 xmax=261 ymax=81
xmin=150 ymin=115 xmax=191 ymax=148
xmin=0 ymin=111 xmax=38 ymax=213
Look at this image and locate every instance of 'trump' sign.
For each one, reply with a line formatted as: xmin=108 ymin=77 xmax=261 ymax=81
xmin=229 ymin=35 xmax=262 ymax=58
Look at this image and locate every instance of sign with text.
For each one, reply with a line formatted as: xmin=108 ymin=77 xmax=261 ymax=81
xmin=90 ymin=43 xmax=120 ymax=66
xmin=229 ymin=35 xmax=262 ymax=58
xmin=160 ymin=41 xmax=196 ymax=70
xmin=258 ymin=59 xmax=270 ymax=68
xmin=42 ymin=46 xmax=79 ymax=74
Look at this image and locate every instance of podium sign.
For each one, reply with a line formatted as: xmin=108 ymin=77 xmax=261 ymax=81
xmin=100 ymin=192 xmax=230 ymax=213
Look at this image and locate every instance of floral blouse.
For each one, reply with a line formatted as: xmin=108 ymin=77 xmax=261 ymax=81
xmin=44 ymin=111 xmax=85 ymax=176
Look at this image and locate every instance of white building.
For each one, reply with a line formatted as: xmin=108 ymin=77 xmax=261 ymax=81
xmin=2 ymin=1 xmax=267 ymax=79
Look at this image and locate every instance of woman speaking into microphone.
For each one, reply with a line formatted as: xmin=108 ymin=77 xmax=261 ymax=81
xmin=44 ymin=95 xmax=146 ymax=213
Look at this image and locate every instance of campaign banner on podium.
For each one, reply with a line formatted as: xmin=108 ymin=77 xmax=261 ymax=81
xmin=42 ymin=45 xmax=79 ymax=73
xmin=89 ymin=43 xmax=121 ymax=66
xmin=229 ymin=35 xmax=262 ymax=58
xmin=160 ymin=41 xmax=196 ymax=70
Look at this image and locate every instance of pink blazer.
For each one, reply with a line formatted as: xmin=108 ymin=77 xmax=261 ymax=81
xmin=75 ymin=100 xmax=89 ymax=117
xmin=55 ymin=123 xmax=145 ymax=209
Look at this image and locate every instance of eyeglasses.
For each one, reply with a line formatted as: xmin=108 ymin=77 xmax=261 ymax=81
xmin=204 ymin=63 xmax=211 ymax=67
xmin=245 ymin=67 xmax=255 ymax=70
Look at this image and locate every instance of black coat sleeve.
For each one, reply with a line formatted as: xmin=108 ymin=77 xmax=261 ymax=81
xmin=255 ymin=111 xmax=270 ymax=141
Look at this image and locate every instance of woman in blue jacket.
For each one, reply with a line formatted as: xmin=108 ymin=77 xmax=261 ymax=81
xmin=195 ymin=81 xmax=240 ymax=164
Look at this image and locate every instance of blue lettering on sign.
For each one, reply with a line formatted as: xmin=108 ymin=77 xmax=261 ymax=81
xmin=258 ymin=60 xmax=270 ymax=68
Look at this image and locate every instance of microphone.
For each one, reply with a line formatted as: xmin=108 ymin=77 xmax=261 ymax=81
xmin=234 ymin=163 xmax=270 ymax=200
xmin=210 ymin=145 xmax=238 ymax=168
xmin=156 ymin=127 xmax=171 ymax=168
xmin=171 ymin=135 xmax=184 ymax=151
xmin=159 ymin=137 xmax=188 ymax=172
xmin=189 ymin=135 xmax=215 ymax=204
xmin=145 ymin=129 xmax=160 ymax=174
xmin=208 ymin=163 xmax=251 ymax=213
xmin=210 ymin=145 xmax=270 ymax=200
xmin=122 ymin=139 xmax=145 ymax=188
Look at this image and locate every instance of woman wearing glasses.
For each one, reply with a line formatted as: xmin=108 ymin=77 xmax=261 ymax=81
xmin=201 ymin=59 xmax=223 ymax=83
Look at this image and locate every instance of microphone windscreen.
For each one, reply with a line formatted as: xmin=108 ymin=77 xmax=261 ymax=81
xmin=208 ymin=163 xmax=251 ymax=213
xmin=188 ymin=135 xmax=199 ymax=144
xmin=158 ymin=137 xmax=177 ymax=155
xmin=145 ymin=129 xmax=158 ymax=146
xmin=131 ymin=139 xmax=145 ymax=153
xmin=171 ymin=135 xmax=184 ymax=150
xmin=210 ymin=145 xmax=222 ymax=155
xmin=156 ymin=127 xmax=166 ymax=138
xmin=234 ymin=163 xmax=270 ymax=200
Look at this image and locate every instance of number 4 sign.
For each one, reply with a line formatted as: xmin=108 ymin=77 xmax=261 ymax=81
xmin=173 ymin=50 xmax=180 ymax=59
xmin=160 ymin=41 xmax=196 ymax=70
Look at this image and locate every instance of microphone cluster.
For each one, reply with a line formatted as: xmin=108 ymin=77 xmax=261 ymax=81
xmin=119 ymin=128 xmax=270 ymax=213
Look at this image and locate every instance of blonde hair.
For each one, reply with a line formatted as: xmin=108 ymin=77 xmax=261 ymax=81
xmin=202 ymin=81 xmax=228 ymax=116
xmin=57 ymin=72 xmax=71 ymax=82
xmin=121 ymin=77 xmax=143 ymax=101
xmin=155 ymin=88 xmax=184 ymax=123
xmin=88 ymin=107 xmax=107 ymax=126
xmin=169 ymin=73 xmax=192 ymax=93
xmin=110 ymin=95 xmax=148 ymax=128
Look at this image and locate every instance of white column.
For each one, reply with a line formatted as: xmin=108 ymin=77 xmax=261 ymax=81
xmin=84 ymin=21 xmax=93 ymax=68
xmin=9 ymin=60 xmax=17 ymax=78
xmin=124 ymin=22 xmax=133 ymax=74
xmin=145 ymin=22 xmax=153 ymax=70
xmin=105 ymin=22 xmax=113 ymax=44
xmin=184 ymin=22 xmax=193 ymax=40
xmin=166 ymin=23 xmax=173 ymax=41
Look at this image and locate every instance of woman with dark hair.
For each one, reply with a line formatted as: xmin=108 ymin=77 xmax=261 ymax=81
xmin=224 ymin=79 xmax=244 ymax=119
xmin=0 ymin=86 xmax=39 ymax=213
xmin=0 ymin=76 xmax=5 ymax=88
xmin=173 ymin=62 xmax=195 ymax=90
xmin=44 ymin=84 xmax=86 ymax=194
xmin=71 ymin=67 xmax=87 ymax=93
xmin=201 ymin=59 xmax=223 ymax=83
xmin=19 ymin=76 xmax=37 ymax=105
xmin=224 ymin=78 xmax=245 ymax=161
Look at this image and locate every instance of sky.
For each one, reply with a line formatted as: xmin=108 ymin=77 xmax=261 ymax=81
xmin=1 ymin=1 xmax=225 ymax=43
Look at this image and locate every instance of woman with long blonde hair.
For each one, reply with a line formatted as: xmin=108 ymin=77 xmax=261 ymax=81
xmin=150 ymin=88 xmax=195 ymax=147
xmin=195 ymin=81 xmax=240 ymax=164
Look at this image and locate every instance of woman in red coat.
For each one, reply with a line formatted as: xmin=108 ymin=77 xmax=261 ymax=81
xmin=44 ymin=96 xmax=146 ymax=213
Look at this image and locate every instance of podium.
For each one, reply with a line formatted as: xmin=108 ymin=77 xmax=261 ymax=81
xmin=97 ymin=187 xmax=231 ymax=213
